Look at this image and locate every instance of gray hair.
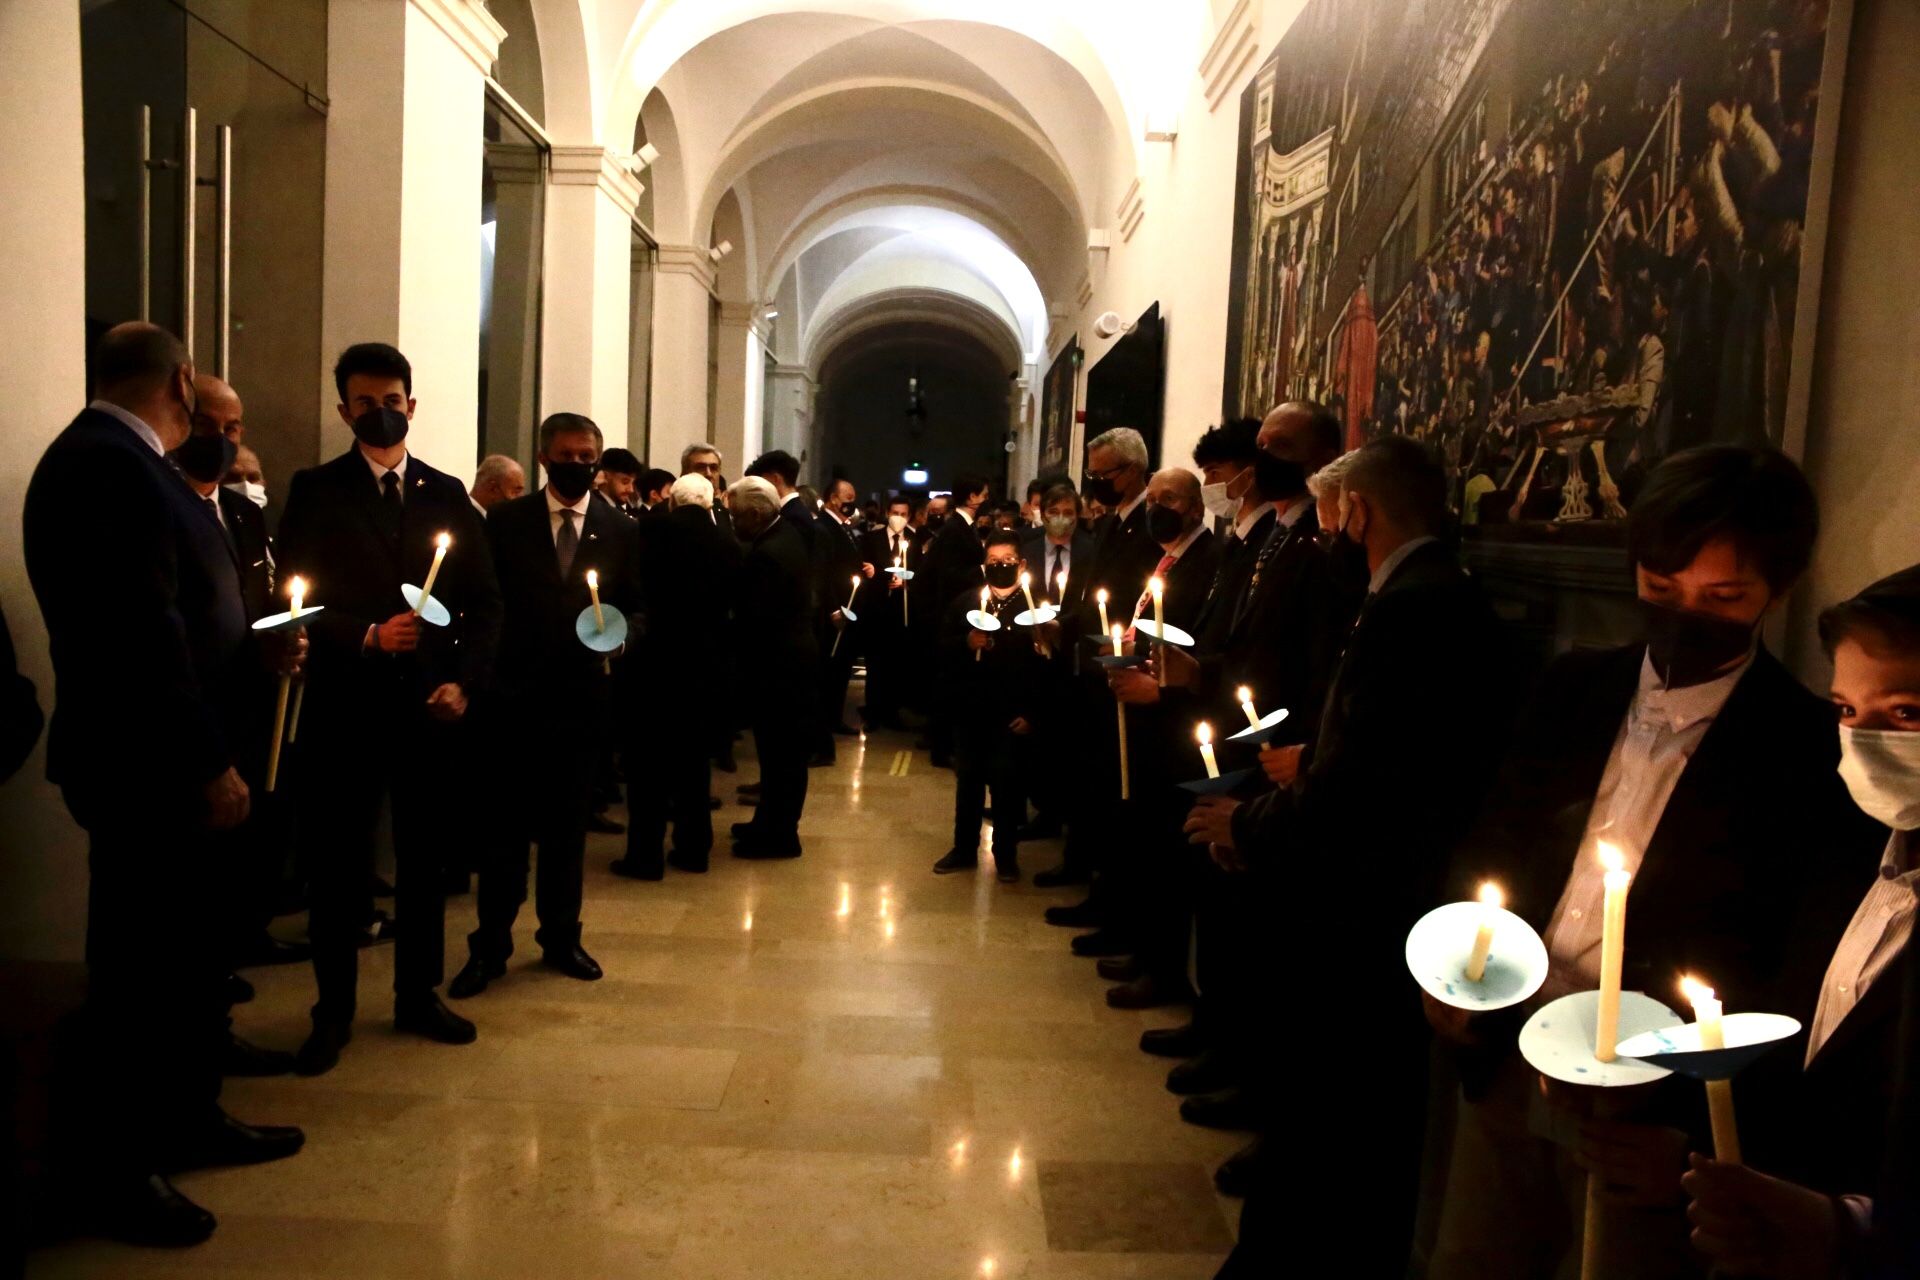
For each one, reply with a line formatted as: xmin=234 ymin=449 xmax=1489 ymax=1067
xmin=682 ymin=442 xmax=723 ymax=470
xmin=1307 ymin=450 xmax=1362 ymax=522
xmin=670 ymin=472 xmax=714 ymax=509
xmin=474 ymin=454 xmax=522 ymax=489
xmin=727 ymin=475 xmax=779 ymax=521
xmin=1087 ymin=427 xmax=1149 ymax=469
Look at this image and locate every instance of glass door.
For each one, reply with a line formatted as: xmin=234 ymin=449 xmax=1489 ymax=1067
xmin=478 ymin=93 xmax=547 ymax=472
xmin=628 ymin=226 xmax=656 ymax=464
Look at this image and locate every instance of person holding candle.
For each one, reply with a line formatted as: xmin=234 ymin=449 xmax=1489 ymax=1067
xmin=275 ymin=342 xmax=502 ymax=1075
xmin=23 ymin=324 xmax=309 ymax=1245
xmin=447 ymin=413 xmax=639 ymax=1000
xmin=815 ymin=477 xmax=866 ymax=747
xmin=1676 ymin=564 xmax=1920 ymax=1278
xmin=1017 ymin=483 xmax=1092 ymax=852
xmin=920 ymin=474 xmax=992 ymax=768
xmin=857 ymin=495 xmax=917 ymax=731
xmin=1425 ymin=447 xmax=1881 ymax=1279
xmin=933 ymin=530 xmax=1044 ymax=881
xmin=1182 ymin=434 xmax=1511 ymax=1277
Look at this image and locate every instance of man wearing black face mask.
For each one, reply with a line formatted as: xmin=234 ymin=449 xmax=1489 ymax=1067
xmin=448 ymin=413 xmax=639 ymax=999
xmin=276 ymin=342 xmax=502 ymax=1074
xmin=921 ymin=477 xmax=991 ymax=767
xmin=1423 ymin=446 xmax=1883 ymax=1279
xmin=815 ymin=476 xmax=865 ymax=743
xmin=25 ymin=324 xmax=306 ymax=1244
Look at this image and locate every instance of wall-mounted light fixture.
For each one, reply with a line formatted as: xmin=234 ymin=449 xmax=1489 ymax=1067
xmin=708 ymin=240 xmax=734 ymax=263
xmin=619 ymin=142 xmax=661 ymax=175
xmin=1145 ymin=110 xmax=1179 ymax=143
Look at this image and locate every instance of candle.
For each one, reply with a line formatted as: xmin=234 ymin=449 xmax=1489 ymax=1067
xmin=1682 ymin=976 xmax=1742 ymax=1164
xmin=1150 ymin=576 xmax=1166 ymax=687
xmin=1096 ymin=588 xmax=1110 ymax=636
xmin=1055 ymin=569 xmax=1068 ymax=604
xmin=1594 ymin=841 xmax=1632 ymax=1062
xmin=1196 ymin=722 xmax=1219 ymax=779
xmin=417 ymin=532 xmax=451 ymax=614
xmin=830 ymin=575 xmax=860 ymax=657
xmin=1465 ymin=882 xmax=1502 ymax=982
xmin=976 ymin=587 xmax=989 ymax=661
xmin=1112 ymin=623 xmax=1130 ymax=801
xmin=846 ymin=575 xmax=860 ymax=610
xmin=899 ymin=553 xmax=909 ymax=626
xmin=285 ymin=576 xmax=308 ymax=745
xmin=1237 ymin=686 xmax=1261 ymax=730
xmin=1018 ymin=570 xmax=1037 ymax=617
xmin=586 ymin=568 xmax=605 ymax=630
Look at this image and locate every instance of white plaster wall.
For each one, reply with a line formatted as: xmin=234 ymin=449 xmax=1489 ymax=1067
xmin=542 ymin=180 xmax=637 ymax=443
xmin=649 ymin=264 xmax=717 ymax=466
xmin=0 ymin=0 xmax=91 ymax=961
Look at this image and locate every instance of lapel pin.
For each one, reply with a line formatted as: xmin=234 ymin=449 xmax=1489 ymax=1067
xmin=414 ymin=477 xmax=424 ymax=488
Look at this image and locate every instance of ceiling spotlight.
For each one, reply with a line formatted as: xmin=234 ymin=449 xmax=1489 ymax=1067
xmin=708 ymin=240 xmax=734 ymax=263
xmin=1145 ymin=110 xmax=1180 ymax=143
xmin=1093 ymin=310 xmax=1135 ymax=340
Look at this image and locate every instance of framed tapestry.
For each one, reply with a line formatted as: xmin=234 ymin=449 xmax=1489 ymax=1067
xmin=1222 ymin=0 xmax=1849 ymax=548
xmin=1038 ymin=336 xmax=1080 ymax=479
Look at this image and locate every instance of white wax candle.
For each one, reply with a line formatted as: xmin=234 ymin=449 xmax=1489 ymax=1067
xmin=289 ymin=576 xmax=306 ymax=619
xmin=586 ymin=568 xmax=605 ymax=630
xmin=1055 ymin=570 xmax=1067 ymax=604
xmin=1150 ymin=577 xmax=1166 ymax=687
xmin=415 ymin=532 xmax=451 ymax=612
xmin=1096 ymin=588 xmax=1110 ymax=635
xmin=1594 ymin=842 xmax=1631 ymax=1062
xmin=1018 ymin=571 xmax=1036 ymax=616
xmin=1465 ymin=882 xmax=1502 ymax=982
xmin=1682 ymin=976 xmax=1742 ymax=1164
xmin=1196 ymin=722 xmax=1219 ymax=779
xmin=1237 ymin=686 xmax=1260 ymax=730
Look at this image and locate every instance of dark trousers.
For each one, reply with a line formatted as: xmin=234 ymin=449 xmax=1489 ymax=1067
xmin=304 ymin=708 xmax=456 ymax=1023
xmin=817 ymin=622 xmax=855 ymax=740
xmin=626 ymin=718 xmax=713 ymax=871
xmin=63 ymin=786 xmax=225 ymax=1174
xmin=1126 ymin=787 xmax=1196 ymax=982
xmin=951 ymin=724 xmax=1023 ymax=860
xmin=747 ymin=700 xmax=810 ymax=847
xmin=864 ymin=612 xmax=909 ymax=725
xmin=469 ymin=699 xmax=592 ymax=963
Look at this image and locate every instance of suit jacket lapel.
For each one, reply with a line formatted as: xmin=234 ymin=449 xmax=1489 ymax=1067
xmin=1812 ymin=945 xmax=1909 ymax=1068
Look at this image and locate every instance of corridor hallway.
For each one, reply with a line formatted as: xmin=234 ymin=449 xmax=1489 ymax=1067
xmin=30 ymin=725 xmax=1241 ymax=1278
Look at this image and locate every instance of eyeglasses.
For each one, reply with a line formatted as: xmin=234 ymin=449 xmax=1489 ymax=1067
xmin=1084 ymin=461 xmax=1135 ymax=482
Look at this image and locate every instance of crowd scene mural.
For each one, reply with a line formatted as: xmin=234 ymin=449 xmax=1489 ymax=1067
xmin=1223 ymin=0 xmax=1838 ymax=529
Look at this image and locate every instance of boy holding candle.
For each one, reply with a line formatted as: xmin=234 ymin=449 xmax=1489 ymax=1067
xmin=933 ymin=531 xmax=1044 ymax=881
xmin=1426 ymin=447 xmax=1883 ymax=1278
xmin=1681 ymin=564 xmax=1920 ymax=1277
xmin=275 ymin=343 xmax=503 ymax=1074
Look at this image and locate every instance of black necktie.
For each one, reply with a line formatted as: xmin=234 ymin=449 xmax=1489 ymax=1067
xmin=1052 ymin=545 xmax=1065 ymax=593
xmin=556 ymin=509 xmax=579 ymax=576
xmin=380 ymin=471 xmax=402 ymax=537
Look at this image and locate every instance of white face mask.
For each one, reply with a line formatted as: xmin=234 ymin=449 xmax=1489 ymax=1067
xmin=1838 ymin=725 xmax=1920 ymax=830
xmin=887 ymin=513 xmax=908 ymax=534
xmin=225 ymin=480 xmax=267 ymax=510
xmin=1201 ymin=482 xmax=1237 ymax=521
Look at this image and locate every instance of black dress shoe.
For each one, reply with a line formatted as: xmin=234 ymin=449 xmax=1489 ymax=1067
xmin=1214 ymin=1136 xmax=1267 ymax=1198
xmin=1044 ymin=899 xmax=1102 ymax=928
xmin=808 ymin=748 xmax=836 ymax=768
xmin=585 ymin=811 xmax=627 ymax=835
xmin=1167 ymin=1047 xmax=1241 ymax=1096
xmin=1179 ymin=1086 xmax=1258 ymax=1131
xmin=541 ymin=943 xmax=603 ymax=981
xmin=235 ymin=933 xmax=311 ymax=967
xmin=167 ymin=1109 xmax=305 ymax=1173
xmin=448 ymin=955 xmax=505 ymax=999
xmin=733 ymin=837 xmax=802 ymax=860
xmin=1139 ymin=1020 xmax=1208 ymax=1058
xmin=730 ymin=820 xmax=757 ymax=840
xmin=831 ymin=722 xmax=859 ymax=736
xmin=928 ymin=753 xmax=953 ymax=770
xmin=1105 ymin=976 xmax=1193 ymax=1010
xmin=932 ymin=848 xmax=977 ymax=875
xmin=443 ymin=872 xmax=472 ymax=896
xmin=1031 ymin=863 xmax=1091 ymax=889
xmin=610 ymin=856 xmax=665 ymax=881
xmin=95 ymin=1174 xmax=216 ymax=1247
xmin=395 ymin=994 xmax=478 ymax=1045
xmin=667 ymin=850 xmax=710 ymax=874
xmin=222 ymin=1033 xmax=295 ymax=1077
xmin=1095 ymin=955 xmax=1141 ymax=982
xmin=736 ymin=791 xmax=761 ymax=808
xmin=708 ymin=795 xmax=723 ymax=811
xmin=1015 ymin=818 xmax=1062 ymax=842
xmin=1069 ymin=929 xmax=1132 ymax=958
xmin=713 ymin=751 xmax=738 ymax=773
xmin=295 ymin=1020 xmax=352 ymax=1077
xmin=994 ymin=858 xmax=1020 ymax=884
xmin=225 ymin=972 xmax=255 ymax=1005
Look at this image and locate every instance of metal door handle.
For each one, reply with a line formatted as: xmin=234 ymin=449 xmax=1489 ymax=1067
xmin=215 ymin=124 xmax=232 ymax=378
xmin=181 ymin=106 xmax=197 ymax=351
xmin=139 ymin=105 xmax=152 ymax=321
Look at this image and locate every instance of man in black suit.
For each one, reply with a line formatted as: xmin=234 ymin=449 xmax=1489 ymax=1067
xmin=614 ymin=472 xmax=739 ymax=877
xmin=1681 ymin=565 xmax=1920 ymax=1278
xmin=744 ymin=449 xmax=817 ymax=552
xmin=1015 ymin=482 xmax=1093 ymax=841
xmin=275 ymin=342 xmax=502 ymax=1075
xmin=918 ymin=475 xmax=990 ymax=766
xmin=1185 ymin=436 xmax=1512 ymax=1279
xmin=23 ymin=324 xmax=305 ymax=1246
xmin=448 ymin=413 xmax=638 ymax=999
xmin=1424 ymin=448 xmax=1878 ymax=1279
xmin=814 ymin=477 xmax=866 ymax=746
xmin=1040 ymin=428 xmax=1159 ymax=902
xmin=595 ymin=447 xmax=641 ymax=516
xmin=726 ymin=477 xmax=818 ymax=859
xmin=858 ymin=494 xmax=917 ymax=730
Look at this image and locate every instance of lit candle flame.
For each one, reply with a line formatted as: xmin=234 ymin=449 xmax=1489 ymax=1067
xmin=288 ymin=576 xmax=306 ymax=613
xmin=1110 ymin=622 xmax=1125 ymax=656
xmin=586 ymin=569 xmax=598 ymax=589
xmin=1149 ymin=576 xmax=1164 ymax=598
xmin=1056 ymin=570 xmax=1067 ymax=597
xmin=1195 ymin=722 xmax=1213 ymax=746
xmin=1096 ymin=588 xmax=1108 ymax=604
xmin=1236 ymin=686 xmax=1253 ymax=706
xmin=435 ymin=532 xmax=451 ymax=550
xmin=1598 ymin=841 xmax=1625 ymax=875
xmin=1478 ymin=881 xmax=1504 ymax=909
xmin=1018 ymin=571 xmax=1031 ymax=589
xmin=1680 ymin=974 xmax=1714 ymax=1004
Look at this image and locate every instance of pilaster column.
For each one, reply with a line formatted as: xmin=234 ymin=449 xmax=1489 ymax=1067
xmin=764 ymin=363 xmax=819 ymax=465
xmin=649 ymin=244 xmax=717 ymax=473
xmin=320 ymin=0 xmax=505 ymax=470
xmin=541 ymin=146 xmax=643 ymax=445
xmin=712 ymin=301 xmax=768 ymax=478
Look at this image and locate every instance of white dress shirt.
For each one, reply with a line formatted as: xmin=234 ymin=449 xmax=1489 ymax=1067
xmin=1233 ymin=499 xmax=1282 ymax=544
xmin=1807 ymin=830 xmax=1917 ymax=1063
xmin=88 ymin=399 xmax=164 ymax=456
xmin=1540 ymin=652 xmax=1752 ymax=995
xmin=1038 ymin=536 xmax=1073 ymax=590
xmin=1114 ymin=490 xmax=1148 ymax=525
xmin=547 ymin=486 xmax=592 ymax=545
xmin=362 ymin=448 xmax=409 ymax=498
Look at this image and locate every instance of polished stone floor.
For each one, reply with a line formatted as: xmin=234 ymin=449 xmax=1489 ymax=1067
xmin=30 ymin=724 xmax=1241 ymax=1278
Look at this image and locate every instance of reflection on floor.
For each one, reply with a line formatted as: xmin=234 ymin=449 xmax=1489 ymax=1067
xmin=30 ymin=726 xmax=1241 ymax=1278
